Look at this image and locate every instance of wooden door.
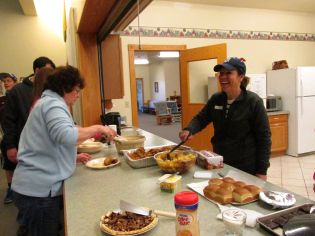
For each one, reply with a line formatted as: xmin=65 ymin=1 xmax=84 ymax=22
xmin=180 ymin=44 xmax=227 ymax=150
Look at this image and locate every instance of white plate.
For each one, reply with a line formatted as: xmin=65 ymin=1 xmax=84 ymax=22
xmin=259 ymin=191 xmax=296 ymax=209
xmin=187 ymin=180 xmax=260 ymax=206
xmin=85 ymin=157 xmax=120 ymax=169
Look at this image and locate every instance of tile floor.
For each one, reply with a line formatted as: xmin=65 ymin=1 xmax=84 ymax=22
xmin=268 ymin=154 xmax=315 ymax=201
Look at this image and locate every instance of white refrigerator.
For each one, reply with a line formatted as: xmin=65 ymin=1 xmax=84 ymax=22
xmin=267 ymin=67 xmax=315 ymax=156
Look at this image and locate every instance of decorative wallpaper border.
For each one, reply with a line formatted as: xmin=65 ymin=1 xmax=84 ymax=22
xmin=118 ymin=26 xmax=315 ymax=42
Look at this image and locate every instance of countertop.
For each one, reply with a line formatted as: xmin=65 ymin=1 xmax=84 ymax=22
xmin=267 ymin=110 xmax=289 ymax=116
xmin=64 ymin=129 xmax=312 ymax=236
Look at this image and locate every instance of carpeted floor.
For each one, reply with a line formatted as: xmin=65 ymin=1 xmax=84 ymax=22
xmin=138 ymin=112 xmax=182 ymax=144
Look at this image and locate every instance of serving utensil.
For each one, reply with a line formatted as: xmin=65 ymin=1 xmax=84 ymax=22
xmin=120 ymin=200 xmax=176 ymax=218
xmin=166 ymin=134 xmax=191 ymax=160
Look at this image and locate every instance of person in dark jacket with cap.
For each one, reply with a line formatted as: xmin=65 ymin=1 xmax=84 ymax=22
xmin=0 ymin=73 xmax=18 ymax=92
xmin=0 ymin=73 xmax=18 ymax=124
xmin=1 ymin=57 xmax=56 ymax=207
xmin=179 ymin=57 xmax=271 ymax=180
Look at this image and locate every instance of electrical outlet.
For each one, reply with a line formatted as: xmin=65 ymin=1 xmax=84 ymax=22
xmin=125 ymin=101 xmax=129 ymax=108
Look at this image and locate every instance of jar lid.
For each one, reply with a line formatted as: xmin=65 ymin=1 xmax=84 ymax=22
xmin=174 ymin=191 xmax=198 ymax=205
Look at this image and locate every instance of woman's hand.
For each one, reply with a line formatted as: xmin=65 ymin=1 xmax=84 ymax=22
xmin=76 ymin=153 xmax=92 ymax=164
xmin=101 ymin=126 xmax=117 ymax=142
xmin=179 ymin=130 xmax=192 ymax=142
xmin=77 ymin=125 xmax=117 ymax=144
xmin=256 ymin=174 xmax=267 ymax=181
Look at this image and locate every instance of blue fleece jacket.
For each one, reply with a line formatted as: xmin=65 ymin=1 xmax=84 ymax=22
xmin=12 ymin=90 xmax=78 ymax=197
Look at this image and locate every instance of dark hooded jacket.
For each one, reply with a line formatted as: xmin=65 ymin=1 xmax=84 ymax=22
xmin=185 ymin=88 xmax=271 ymax=175
xmin=1 ymin=76 xmax=33 ymax=150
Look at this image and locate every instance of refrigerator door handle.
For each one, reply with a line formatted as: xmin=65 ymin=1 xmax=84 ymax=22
xmin=300 ymin=80 xmax=303 ymax=114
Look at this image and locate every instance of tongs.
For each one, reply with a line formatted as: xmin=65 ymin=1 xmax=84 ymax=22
xmin=166 ymin=133 xmax=191 ymax=160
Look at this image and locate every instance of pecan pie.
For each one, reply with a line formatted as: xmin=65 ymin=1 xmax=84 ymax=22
xmin=100 ymin=211 xmax=158 ymax=235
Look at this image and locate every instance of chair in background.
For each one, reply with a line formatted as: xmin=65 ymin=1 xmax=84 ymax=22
xmin=154 ymin=102 xmax=173 ymax=125
xmin=167 ymin=101 xmax=182 ymax=122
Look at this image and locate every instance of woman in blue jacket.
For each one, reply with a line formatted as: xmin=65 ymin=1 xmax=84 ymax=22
xmin=11 ymin=65 xmax=116 ymax=236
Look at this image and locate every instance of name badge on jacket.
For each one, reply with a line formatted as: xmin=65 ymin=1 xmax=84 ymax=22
xmin=214 ymin=105 xmax=223 ymax=110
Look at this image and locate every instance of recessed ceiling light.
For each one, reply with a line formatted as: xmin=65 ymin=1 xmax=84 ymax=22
xmin=134 ymin=58 xmax=149 ymax=65
xmin=158 ymin=51 xmax=179 ymax=58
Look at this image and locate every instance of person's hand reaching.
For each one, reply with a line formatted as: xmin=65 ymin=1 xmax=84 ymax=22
xmin=76 ymin=153 xmax=92 ymax=164
xmin=179 ymin=130 xmax=192 ymax=142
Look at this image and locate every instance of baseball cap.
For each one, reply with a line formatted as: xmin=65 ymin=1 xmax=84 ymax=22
xmin=214 ymin=57 xmax=246 ymax=75
xmin=0 ymin=73 xmax=18 ymax=81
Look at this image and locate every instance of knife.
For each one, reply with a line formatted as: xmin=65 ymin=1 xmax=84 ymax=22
xmin=120 ymin=200 xmax=176 ymax=218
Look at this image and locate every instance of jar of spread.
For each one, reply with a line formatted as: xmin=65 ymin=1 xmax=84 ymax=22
xmin=174 ymin=191 xmax=200 ymax=236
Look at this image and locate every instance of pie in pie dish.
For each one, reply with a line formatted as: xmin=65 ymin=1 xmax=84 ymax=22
xmin=100 ymin=211 xmax=158 ymax=235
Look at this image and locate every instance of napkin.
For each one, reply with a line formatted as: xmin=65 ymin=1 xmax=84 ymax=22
xmin=193 ymin=171 xmax=213 ymax=179
xmin=216 ymin=204 xmax=263 ymax=228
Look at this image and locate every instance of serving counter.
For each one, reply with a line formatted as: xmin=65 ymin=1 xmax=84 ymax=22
xmin=64 ymin=130 xmax=313 ymax=236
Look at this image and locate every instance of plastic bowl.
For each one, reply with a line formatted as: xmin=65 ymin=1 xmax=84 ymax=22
xmin=77 ymin=142 xmax=104 ymax=154
xmin=154 ymin=150 xmax=197 ymax=174
xmin=114 ymin=135 xmax=146 ymax=153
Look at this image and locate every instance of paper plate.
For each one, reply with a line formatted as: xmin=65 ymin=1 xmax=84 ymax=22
xmin=259 ymin=191 xmax=296 ymax=209
xmin=85 ymin=157 xmax=120 ymax=169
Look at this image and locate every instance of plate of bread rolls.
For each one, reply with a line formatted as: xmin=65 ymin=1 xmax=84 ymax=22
xmin=188 ymin=177 xmax=262 ymax=205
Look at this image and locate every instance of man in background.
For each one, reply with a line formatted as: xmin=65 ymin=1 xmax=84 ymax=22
xmin=1 ymin=57 xmax=56 ymax=205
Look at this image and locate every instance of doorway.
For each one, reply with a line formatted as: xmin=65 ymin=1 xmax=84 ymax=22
xmin=128 ymin=44 xmax=186 ymax=127
xmin=136 ymin=78 xmax=144 ymax=112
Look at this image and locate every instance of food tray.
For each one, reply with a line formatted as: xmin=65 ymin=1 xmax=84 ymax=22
xmin=257 ymin=203 xmax=314 ymax=236
xmin=122 ymin=145 xmax=191 ymax=169
xmin=187 ymin=179 xmax=261 ymax=206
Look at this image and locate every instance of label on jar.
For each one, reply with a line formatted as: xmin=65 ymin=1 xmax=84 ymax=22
xmin=177 ymin=213 xmax=193 ymax=226
xmin=176 ymin=212 xmax=199 ymax=236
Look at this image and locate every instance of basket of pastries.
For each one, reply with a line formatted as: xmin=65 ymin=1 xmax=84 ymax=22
xmin=154 ymin=150 xmax=197 ymax=174
xmin=203 ymin=177 xmax=262 ymax=205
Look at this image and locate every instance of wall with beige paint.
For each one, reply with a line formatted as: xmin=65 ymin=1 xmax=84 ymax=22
xmin=135 ymin=59 xmax=180 ymax=104
xmin=111 ymin=0 xmax=315 ymax=125
xmin=0 ymin=0 xmax=66 ymax=79
xmin=164 ymin=60 xmax=180 ymax=98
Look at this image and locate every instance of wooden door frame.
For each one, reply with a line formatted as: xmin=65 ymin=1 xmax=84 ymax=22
xmin=136 ymin=78 xmax=145 ymax=111
xmin=128 ymin=44 xmax=187 ymax=127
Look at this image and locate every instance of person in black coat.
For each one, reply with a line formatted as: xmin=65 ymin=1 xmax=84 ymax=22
xmin=1 ymin=57 xmax=56 ymax=206
xmin=179 ymin=57 xmax=271 ymax=180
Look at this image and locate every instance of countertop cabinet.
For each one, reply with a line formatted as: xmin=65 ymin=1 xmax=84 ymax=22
xmin=268 ymin=114 xmax=288 ymax=156
xmin=101 ymin=35 xmax=124 ymax=99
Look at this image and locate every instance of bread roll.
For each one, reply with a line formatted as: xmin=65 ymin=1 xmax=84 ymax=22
xmin=244 ymin=185 xmax=262 ymax=198
xmin=223 ymin=177 xmax=235 ymax=184
xmin=208 ymin=178 xmax=223 ymax=186
xmin=234 ymin=181 xmax=246 ymax=188
xmin=214 ymin=188 xmax=233 ymax=204
xmin=232 ymin=187 xmax=253 ymax=203
xmin=220 ymin=182 xmax=235 ymax=192
xmin=203 ymin=184 xmax=220 ymax=199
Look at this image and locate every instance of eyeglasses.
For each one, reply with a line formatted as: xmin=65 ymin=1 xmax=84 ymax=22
xmin=74 ymin=87 xmax=81 ymax=94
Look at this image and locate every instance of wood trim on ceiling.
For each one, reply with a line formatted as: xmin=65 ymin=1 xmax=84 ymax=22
xmin=78 ymin=0 xmax=116 ymax=33
xmin=113 ymin=0 xmax=153 ymax=32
